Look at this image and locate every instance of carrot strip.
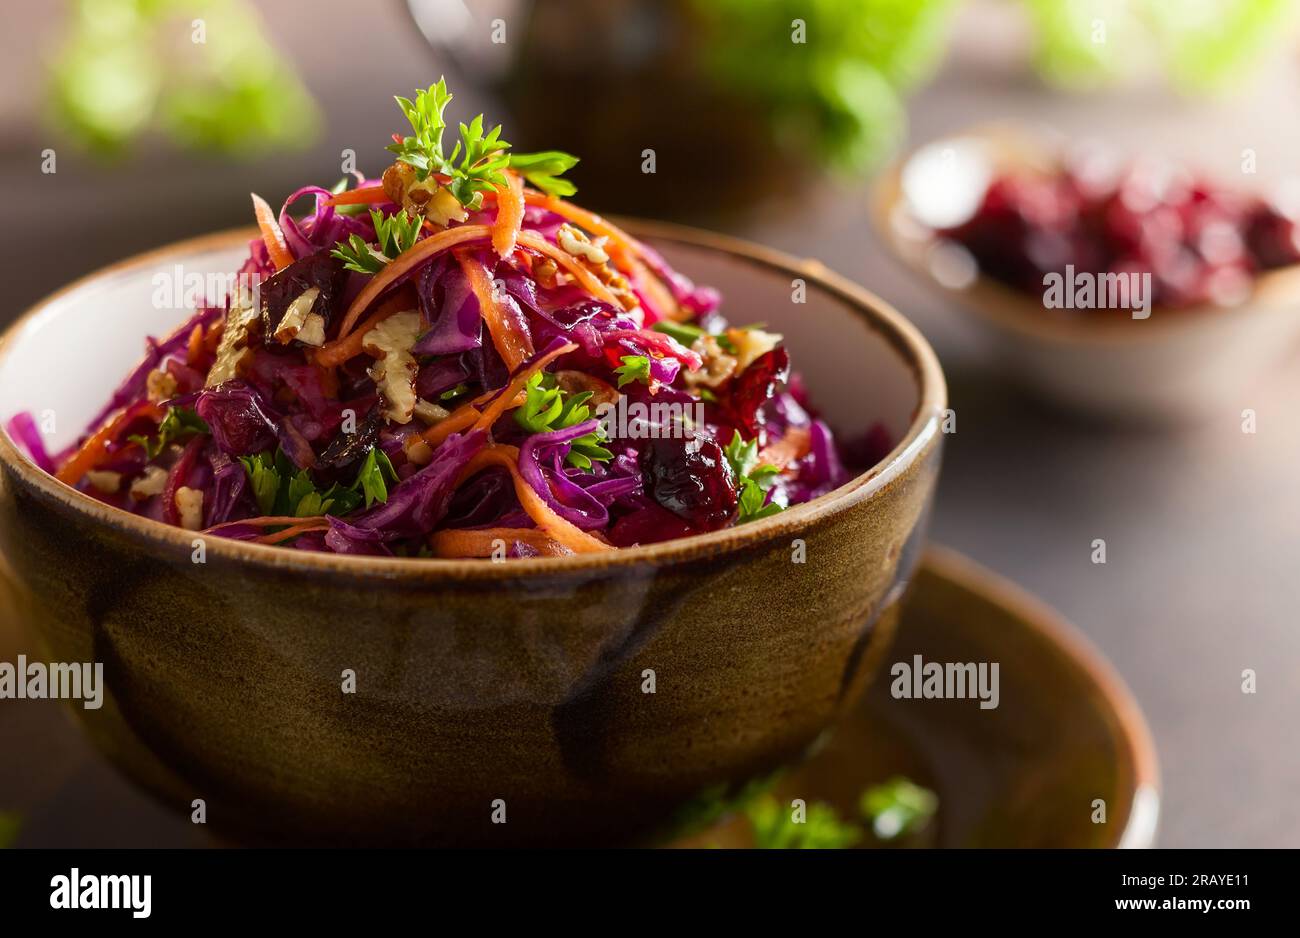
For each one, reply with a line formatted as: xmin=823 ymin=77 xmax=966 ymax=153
xmin=421 ymin=401 xmax=483 ymax=448
xmin=457 ymin=249 xmax=533 ymax=371
xmin=251 ymin=193 xmax=294 ymax=271
xmin=314 ymin=285 xmax=417 ymax=368
xmin=255 ymin=518 xmax=331 ymax=545
xmin=757 ymin=425 xmax=812 ymax=470
xmin=459 ymin=445 xmax=613 ymax=553
xmin=334 ymin=224 xmax=495 ymax=342
xmin=470 ymin=342 xmax=577 ymax=434
xmin=324 ymin=185 xmax=387 ymax=207
xmin=56 ymin=402 xmax=164 ymax=486
xmin=185 ymin=324 xmax=204 ymax=368
xmin=205 ymin=515 xmax=319 ymax=532
xmin=429 ymin=527 xmax=570 ymax=558
xmin=521 ymin=191 xmax=681 ymax=319
xmin=514 ymin=231 xmax=624 ymax=309
xmin=492 ymin=173 xmax=525 ymax=258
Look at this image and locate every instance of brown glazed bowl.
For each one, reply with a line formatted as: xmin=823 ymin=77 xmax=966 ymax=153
xmin=0 ymin=221 xmax=946 ymax=846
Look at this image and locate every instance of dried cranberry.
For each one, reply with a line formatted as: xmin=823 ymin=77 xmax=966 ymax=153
xmin=260 ymin=250 xmax=346 ymax=345
xmin=719 ymin=346 xmax=790 ymax=440
xmin=642 ymin=433 xmax=738 ymax=531
xmin=1244 ymin=205 xmax=1300 ymax=270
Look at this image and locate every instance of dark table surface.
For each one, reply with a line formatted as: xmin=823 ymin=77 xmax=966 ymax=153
xmin=1 ymin=0 xmax=1297 ymax=848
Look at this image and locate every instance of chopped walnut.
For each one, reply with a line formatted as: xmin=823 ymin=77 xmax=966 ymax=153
xmin=85 ymin=470 xmax=122 ymax=494
xmin=129 ymin=465 xmax=168 ymax=500
xmin=362 ymin=310 xmax=421 ymax=424
xmin=382 ymin=161 xmax=467 ymax=227
xmin=272 ymin=286 xmax=321 ymax=345
xmin=554 ymin=224 xmax=639 ymax=312
xmin=726 ymin=328 xmax=783 ymax=373
xmin=145 ymin=369 xmax=178 ymax=404
xmin=206 ymin=287 xmax=261 ymax=386
xmin=554 ymin=370 xmax=620 ymax=409
xmin=412 ymin=398 xmax=451 ymax=426
xmin=557 ymin=223 xmax=610 ymax=265
xmin=403 ymin=435 xmax=434 ymax=466
xmin=684 ymin=335 xmax=738 ymax=389
xmin=175 ymin=486 xmax=205 ymax=531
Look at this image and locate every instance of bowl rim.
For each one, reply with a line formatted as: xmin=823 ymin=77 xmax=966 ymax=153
xmin=871 ymin=124 xmax=1300 ymax=347
xmin=0 ymin=219 xmax=946 ymax=581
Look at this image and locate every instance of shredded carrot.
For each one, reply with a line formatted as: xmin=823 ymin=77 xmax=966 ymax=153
xmin=492 ymin=173 xmax=525 ymax=258
xmin=521 ymin=191 xmax=681 ymax=319
xmin=324 ymin=185 xmax=387 ymax=207
xmin=421 ymin=401 xmax=483 ymax=447
xmin=56 ymin=402 xmax=165 ymax=487
xmin=757 ymin=425 xmax=812 ymax=470
xmin=185 ymin=324 xmax=204 ymax=368
xmin=457 ymin=249 xmax=533 ymax=371
xmin=333 ymin=224 xmax=495 ymax=342
xmin=429 ymin=527 xmax=570 ymax=558
xmin=314 ymin=285 xmax=417 ymax=368
xmin=459 ymin=445 xmax=613 ymax=553
xmin=514 ymin=231 xmax=624 ymax=309
xmin=251 ymin=192 xmax=294 ymax=271
xmin=205 ymin=515 xmax=316 ymax=532
xmin=470 ymin=342 xmax=577 ymax=434
xmin=255 ymin=518 xmax=331 ymax=545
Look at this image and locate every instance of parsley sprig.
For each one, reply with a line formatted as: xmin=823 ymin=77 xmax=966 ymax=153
xmin=331 ymin=208 xmax=423 ymax=274
xmin=724 ymin=431 xmax=783 ymax=524
xmin=514 ymin=372 xmax=612 ymax=471
xmin=386 ymin=79 xmax=579 ymax=207
xmin=128 ymin=406 xmax=208 ymax=459
xmin=240 ymin=446 xmax=398 ymax=518
xmin=614 ymin=355 xmax=652 ymax=388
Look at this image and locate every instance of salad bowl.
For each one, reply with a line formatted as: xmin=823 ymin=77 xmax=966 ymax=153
xmin=0 ymin=221 xmax=945 ymax=846
xmin=873 ymin=125 xmax=1300 ymax=423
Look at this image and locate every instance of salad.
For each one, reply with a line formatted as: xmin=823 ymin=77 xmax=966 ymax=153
xmin=10 ymin=81 xmax=867 ymax=559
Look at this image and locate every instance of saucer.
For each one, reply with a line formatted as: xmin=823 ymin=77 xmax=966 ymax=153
xmin=668 ymin=547 xmax=1159 ymax=848
xmin=0 ymin=548 xmax=1158 ymax=848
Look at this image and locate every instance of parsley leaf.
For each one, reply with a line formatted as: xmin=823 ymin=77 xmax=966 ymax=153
xmin=386 ymin=79 xmax=578 ymax=208
xmin=859 ymin=776 xmax=938 ymax=841
xmin=353 ymin=446 xmax=398 ymax=509
xmin=128 ymin=406 xmax=208 ymax=459
xmin=724 ymin=431 xmax=784 ymax=524
xmin=614 ymin=354 xmax=652 ymax=388
xmin=746 ymin=795 xmax=862 ymax=850
xmin=514 ymin=372 xmax=612 ymax=471
xmin=331 ymin=208 xmax=423 ymax=275
xmin=508 ymin=150 xmax=580 ymax=198
xmin=239 ymin=445 xmax=398 ymax=518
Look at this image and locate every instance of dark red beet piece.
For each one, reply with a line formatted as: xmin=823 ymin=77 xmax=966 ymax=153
xmin=642 ymin=433 xmax=738 ymax=531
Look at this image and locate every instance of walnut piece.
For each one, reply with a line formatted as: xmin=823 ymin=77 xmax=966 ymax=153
xmin=362 ymin=310 xmax=422 ymax=424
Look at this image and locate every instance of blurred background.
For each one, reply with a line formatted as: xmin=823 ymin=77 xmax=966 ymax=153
xmin=2 ymin=0 xmax=1299 ymax=847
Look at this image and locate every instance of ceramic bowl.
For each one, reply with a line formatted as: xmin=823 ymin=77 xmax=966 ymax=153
xmin=0 ymin=221 xmax=945 ymax=846
xmin=873 ymin=126 xmax=1300 ymax=423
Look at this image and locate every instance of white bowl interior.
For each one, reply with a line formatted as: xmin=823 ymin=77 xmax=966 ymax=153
xmin=0 ymin=235 xmax=919 ymax=458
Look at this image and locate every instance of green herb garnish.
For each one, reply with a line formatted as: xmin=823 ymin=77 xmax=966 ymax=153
xmin=386 ymin=78 xmax=579 ymax=208
xmin=239 ymin=445 xmax=397 ymax=518
xmin=860 ymin=776 xmax=938 ymax=840
xmin=514 ymin=372 xmax=612 ymax=471
xmin=331 ymin=208 xmax=423 ymax=274
xmin=724 ymin=431 xmax=783 ymax=524
xmin=746 ymin=796 xmax=862 ymax=850
xmin=128 ymin=406 xmax=208 ymax=459
xmin=614 ymin=355 xmax=652 ymax=389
